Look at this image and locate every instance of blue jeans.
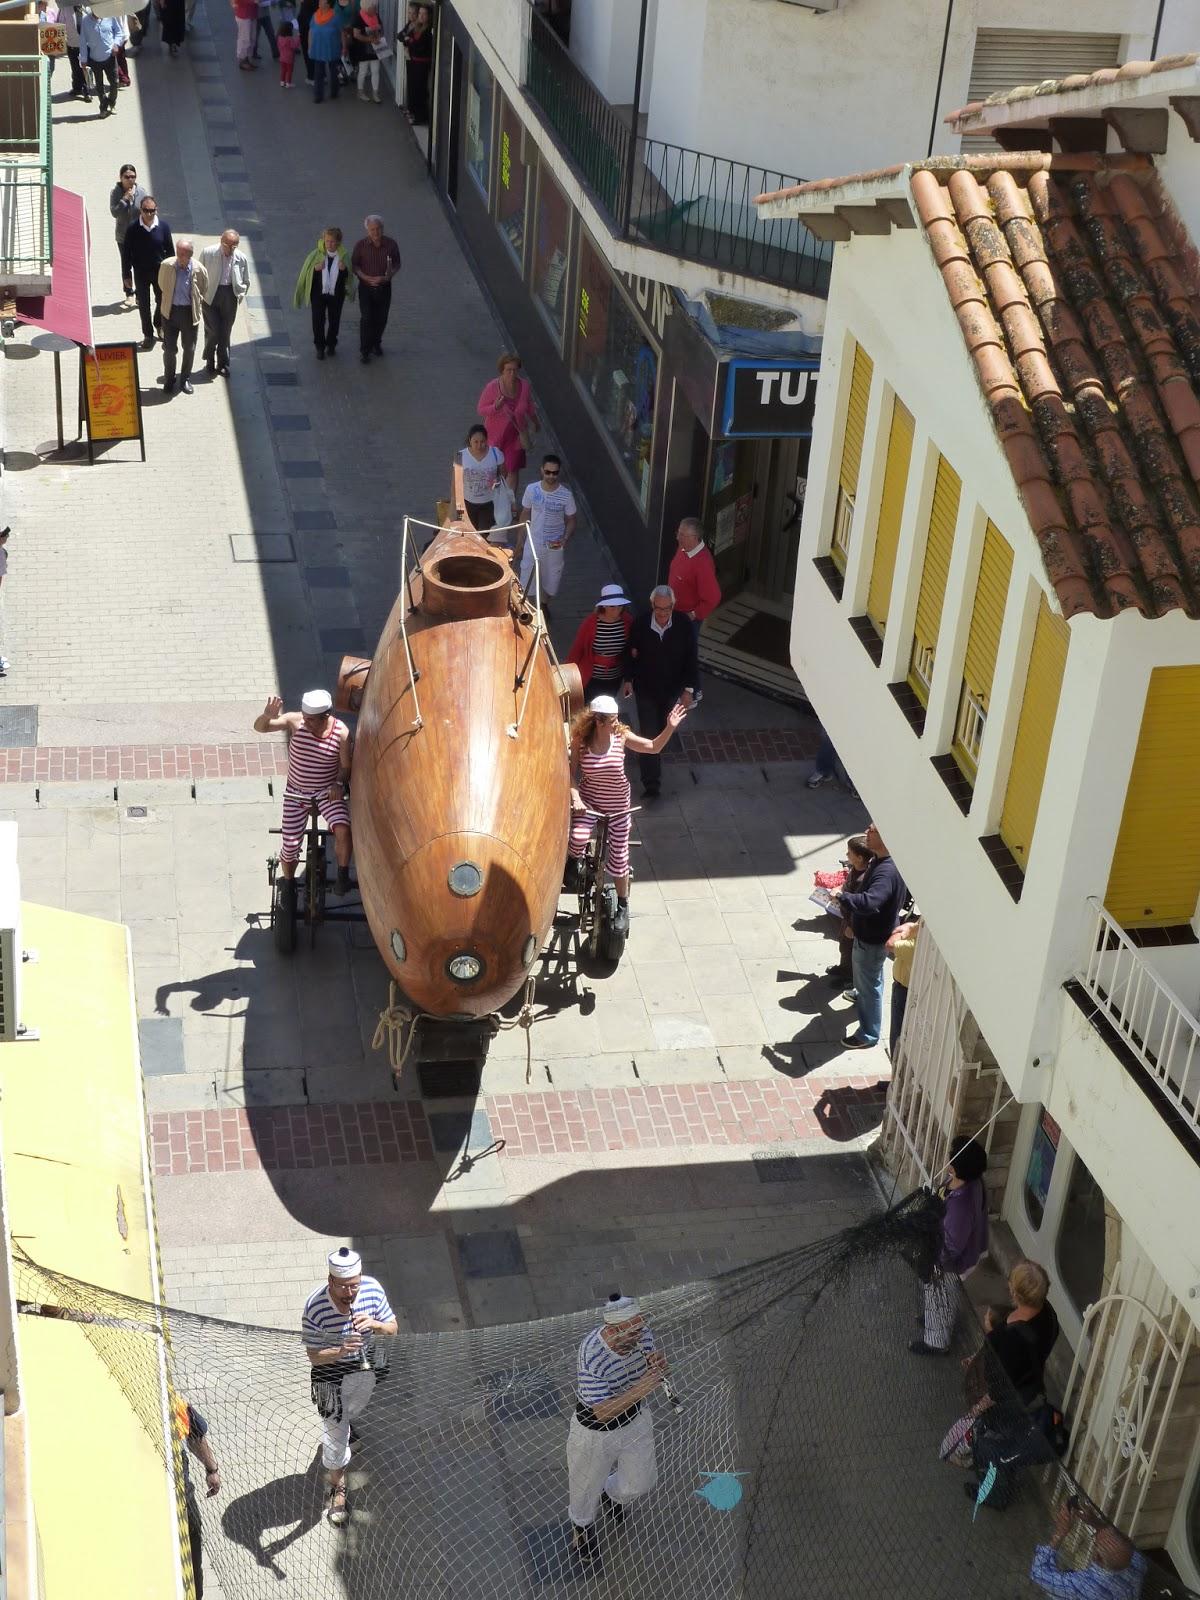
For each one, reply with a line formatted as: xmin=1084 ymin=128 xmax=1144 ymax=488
xmin=851 ymin=938 xmax=887 ymax=1046
xmin=814 ymin=729 xmax=848 ymax=784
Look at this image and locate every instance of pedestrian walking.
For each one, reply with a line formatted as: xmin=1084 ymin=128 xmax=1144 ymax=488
xmin=666 ymin=516 xmax=721 ymax=699
xmin=173 ymin=1397 xmax=221 ymax=1599
xmin=254 ymin=691 xmax=354 ymax=896
xmin=158 ymin=0 xmax=185 ymax=54
xmin=276 ymin=17 xmax=298 ymax=82
xmin=293 ymin=228 xmax=354 ymax=359
xmin=121 ymin=194 xmax=173 ymax=349
xmin=567 ymin=1293 xmax=669 ymax=1565
xmin=806 ymin=726 xmax=854 ymax=791
xmin=252 ymin=0 xmax=278 ymax=58
xmin=199 ymin=229 xmax=250 ymax=377
xmin=308 ymin=0 xmax=343 ymax=99
xmin=829 ymin=821 xmax=907 ymax=1050
xmin=0 ymin=528 xmax=12 ymax=677
xmin=350 ymin=0 xmax=384 ymax=100
xmin=477 ymin=352 xmax=538 ymax=494
xmin=60 ymin=4 xmax=89 ymax=98
xmin=515 ymin=454 xmax=575 ymax=615
xmin=109 ymin=162 xmax=146 ymax=303
xmin=620 ymin=585 xmax=697 ymax=800
xmin=457 ymin=423 xmax=508 ymax=534
xmin=350 ymin=214 xmax=401 ymax=362
xmin=398 ymin=1 xmax=431 ymax=125
xmin=566 ymin=698 xmax=687 ymax=933
xmin=231 ymin=0 xmax=257 ymax=67
xmin=566 ymin=584 xmax=633 ymax=702
xmin=158 ymin=239 xmax=207 ymax=396
xmin=302 ymin=1246 xmax=397 ymax=1530
xmin=78 ymin=7 xmax=125 ymax=115
xmin=297 ymin=0 xmax=315 ymax=74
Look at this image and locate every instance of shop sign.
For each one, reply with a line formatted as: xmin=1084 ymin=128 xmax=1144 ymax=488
xmin=722 ymin=358 xmax=820 ymax=438
xmin=39 ymin=21 xmax=66 ymax=54
xmin=80 ymin=343 xmax=146 ymax=462
xmin=620 ymin=272 xmax=672 ymax=342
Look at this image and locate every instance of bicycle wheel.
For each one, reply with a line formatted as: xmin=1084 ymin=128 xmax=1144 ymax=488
xmin=273 ymin=877 xmax=297 ymax=955
xmin=596 ymin=885 xmax=621 ymax=963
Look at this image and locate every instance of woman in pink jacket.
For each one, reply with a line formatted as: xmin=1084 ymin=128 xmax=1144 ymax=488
xmin=477 ymin=352 xmax=538 ymax=495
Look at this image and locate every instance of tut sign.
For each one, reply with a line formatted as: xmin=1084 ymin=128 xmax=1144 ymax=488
xmin=722 ymin=358 xmax=820 ymax=438
xmin=81 ymin=343 xmax=146 ymax=461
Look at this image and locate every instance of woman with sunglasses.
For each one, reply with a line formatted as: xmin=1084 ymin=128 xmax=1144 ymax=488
xmin=109 ymin=163 xmax=146 ymax=305
xmin=564 ymin=695 xmax=688 ymax=936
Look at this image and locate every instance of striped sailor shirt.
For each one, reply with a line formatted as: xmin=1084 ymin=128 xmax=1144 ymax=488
xmin=575 ymin=1324 xmax=655 ymax=1426
xmin=301 ymin=1276 xmax=394 ymax=1379
xmin=1029 ymin=1546 xmax=1147 ymax=1600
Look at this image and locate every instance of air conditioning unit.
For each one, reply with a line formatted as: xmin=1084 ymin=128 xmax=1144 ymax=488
xmin=0 ymin=822 xmax=35 ymax=1044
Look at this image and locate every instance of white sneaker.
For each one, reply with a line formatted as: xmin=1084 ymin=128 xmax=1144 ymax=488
xmin=805 ymin=771 xmax=832 ymax=789
xmin=372 ymin=90 xmax=381 ymax=101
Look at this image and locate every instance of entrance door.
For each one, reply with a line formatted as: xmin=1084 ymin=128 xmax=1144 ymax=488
xmin=750 ymin=436 xmax=808 ymax=602
xmin=445 ymin=38 xmax=464 ymax=206
xmin=661 ymin=382 xmax=709 ymax=582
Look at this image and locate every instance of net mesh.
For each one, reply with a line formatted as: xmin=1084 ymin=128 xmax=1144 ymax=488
xmin=14 ymin=1195 xmax=1198 ymax=1599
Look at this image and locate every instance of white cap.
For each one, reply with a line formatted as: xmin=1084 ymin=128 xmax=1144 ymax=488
xmin=603 ymin=1292 xmax=641 ymax=1324
xmin=596 ymin=583 xmax=631 ymax=609
xmin=327 ymin=1247 xmax=362 ymax=1280
xmin=590 ymin=695 xmax=620 ymax=717
xmin=301 ymin=689 xmax=333 ymax=716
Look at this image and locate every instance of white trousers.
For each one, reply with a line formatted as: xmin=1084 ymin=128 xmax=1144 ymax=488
xmin=357 ymin=58 xmax=379 ymax=92
xmin=321 ymin=1369 xmax=375 ymax=1470
xmin=519 ymin=537 xmax=565 ymax=598
xmin=923 ymin=1265 xmax=977 ymax=1351
xmin=567 ymin=1409 xmax=656 ymax=1528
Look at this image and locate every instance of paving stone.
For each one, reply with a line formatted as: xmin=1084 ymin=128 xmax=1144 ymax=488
xmin=0 ymin=706 xmax=38 ymax=746
xmin=230 ymin=532 xmax=295 ymax=562
xmin=139 ymin=1015 xmax=187 ymax=1075
xmin=456 ymin=1229 xmax=528 ymax=1280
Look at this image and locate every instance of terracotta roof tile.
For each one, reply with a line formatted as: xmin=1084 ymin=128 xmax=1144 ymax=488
xmin=911 ymin=160 xmax=1200 ymax=618
xmin=945 ymin=54 xmax=1200 ymax=130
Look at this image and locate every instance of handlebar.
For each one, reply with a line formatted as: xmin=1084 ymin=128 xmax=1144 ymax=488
xmin=581 ymin=806 xmax=641 ymax=820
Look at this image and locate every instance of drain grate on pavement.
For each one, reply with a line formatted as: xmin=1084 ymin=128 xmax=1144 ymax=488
xmin=0 ymin=705 xmax=38 ymax=747
xmin=751 ymin=1151 xmax=808 ymax=1183
xmin=457 ymin=1229 xmax=527 ymax=1280
xmin=138 ymin=1017 xmax=186 ymax=1076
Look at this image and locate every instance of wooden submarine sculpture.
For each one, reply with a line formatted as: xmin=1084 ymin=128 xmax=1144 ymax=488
xmin=335 ymin=516 xmax=581 ymax=1022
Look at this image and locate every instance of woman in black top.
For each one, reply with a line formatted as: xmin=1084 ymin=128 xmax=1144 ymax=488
xmin=399 ymin=2 xmax=432 ymax=125
xmin=987 ymin=1259 xmax=1059 ymax=1405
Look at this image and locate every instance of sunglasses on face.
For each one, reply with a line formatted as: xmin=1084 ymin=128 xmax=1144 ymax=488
xmin=543 ymin=470 xmax=560 ymax=479
xmin=141 ymin=207 xmax=157 ymax=216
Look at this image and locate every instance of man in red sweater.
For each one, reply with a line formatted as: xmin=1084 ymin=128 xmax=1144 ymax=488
xmin=666 ymin=518 xmax=721 ymax=701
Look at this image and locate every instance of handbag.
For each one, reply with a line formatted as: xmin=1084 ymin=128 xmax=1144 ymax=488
xmin=372 ymin=34 xmax=391 ymax=57
xmin=311 ymin=1375 xmax=343 ymax=1420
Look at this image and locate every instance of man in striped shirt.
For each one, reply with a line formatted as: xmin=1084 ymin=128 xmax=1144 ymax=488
xmin=302 ymin=1246 xmax=397 ymax=1527
xmin=1030 ymin=1503 xmax=1147 ymax=1600
xmin=566 ymin=1293 xmax=667 ymax=1562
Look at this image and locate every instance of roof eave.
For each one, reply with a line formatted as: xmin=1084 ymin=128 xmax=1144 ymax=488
xmin=948 ymin=60 xmax=1200 ymax=141
xmin=757 ymin=168 xmax=917 ymax=241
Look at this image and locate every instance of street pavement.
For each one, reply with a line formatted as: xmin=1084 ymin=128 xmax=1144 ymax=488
xmin=0 ymin=11 xmax=900 ymax=1585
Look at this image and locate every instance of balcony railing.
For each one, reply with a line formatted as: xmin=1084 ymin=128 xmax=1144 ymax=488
xmin=0 ymin=56 xmax=53 ymax=279
xmin=1078 ymin=898 xmax=1200 ymax=1138
xmin=522 ymin=14 xmax=831 ymax=295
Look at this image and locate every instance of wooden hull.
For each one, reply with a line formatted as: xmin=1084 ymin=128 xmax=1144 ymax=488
xmin=351 ymin=527 xmax=570 ymax=1018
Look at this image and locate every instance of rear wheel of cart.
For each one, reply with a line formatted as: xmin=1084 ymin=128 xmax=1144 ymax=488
xmin=596 ymin=884 xmax=622 ymax=964
xmin=273 ymin=875 xmax=297 ymax=954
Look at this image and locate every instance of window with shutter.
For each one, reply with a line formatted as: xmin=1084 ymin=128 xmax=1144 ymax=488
xmin=998 ymin=598 xmax=1070 ymax=870
xmin=865 ymin=399 xmax=913 ymax=641
xmin=961 ymin=30 xmax=1122 ymax=153
xmin=831 ymin=342 xmax=873 ymax=574
xmin=951 ymin=520 xmax=1013 ymax=780
xmin=908 ymin=455 xmax=960 ymax=703
xmin=1105 ymin=668 xmax=1200 ymax=929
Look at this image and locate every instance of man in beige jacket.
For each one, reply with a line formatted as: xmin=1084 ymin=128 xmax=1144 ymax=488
xmin=157 ymin=240 xmax=208 ymax=396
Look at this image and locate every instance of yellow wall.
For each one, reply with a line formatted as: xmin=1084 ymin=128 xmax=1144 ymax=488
xmin=999 ymin=598 xmax=1070 ymax=870
xmin=1 ymin=905 xmax=181 ymax=1599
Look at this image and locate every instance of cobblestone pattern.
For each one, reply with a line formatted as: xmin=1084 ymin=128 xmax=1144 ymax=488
xmin=150 ymin=1077 xmax=885 ymax=1173
xmin=0 ymin=741 xmax=289 ymax=782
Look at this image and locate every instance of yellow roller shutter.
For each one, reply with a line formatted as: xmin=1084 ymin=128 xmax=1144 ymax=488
xmin=839 ymin=342 xmax=873 ymax=497
xmin=1106 ymin=667 xmax=1200 ymax=928
xmin=908 ymin=455 xmax=959 ymax=703
xmin=952 ymin=520 xmax=1013 ymax=777
xmin=999 ymin=598 xmax=1070 ymax=869
xmin=865 ymin=398 xmax=913 ymax=638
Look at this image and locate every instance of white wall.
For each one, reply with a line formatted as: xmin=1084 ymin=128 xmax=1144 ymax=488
xmin=569 ymin=0 xmax=647 ymax=107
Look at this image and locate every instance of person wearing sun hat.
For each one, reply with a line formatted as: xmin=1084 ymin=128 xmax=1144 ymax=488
xmin=566 ymin=1291 xmax=669 ymax=1564
xmin=253 ymin=689 xmax=354 ymax=897
xmin=565 ymin=583 xmax=633 ymax=701
xmin=302 ymin=1246 xmax=398 ymax=1528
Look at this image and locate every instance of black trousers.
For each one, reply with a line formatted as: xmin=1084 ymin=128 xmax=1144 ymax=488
xmin=635 ymin=690 xmax=676 ymax=790
xmin=202 ymin=285 xmax=239 ymax=369
xmin=358 ymin=281 xmax=391 ymax=354
xmin=464 ymin=499 xmax=495 ymax=532
xmin=162 ymin=304 xmax=198 ymax=383
xmin=134 ymin=270 xmax=164 ymax=339
xmin=67 ymin=45 xmax=87 ymax=93
xmin=90 ymin=54 xmax=118 ymax=110
xmin=310 ymin=287 xmax=344 ymax=352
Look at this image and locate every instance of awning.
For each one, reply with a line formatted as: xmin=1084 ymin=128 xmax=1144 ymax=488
xmin=15 ymin=186 xmax=93 ymax=347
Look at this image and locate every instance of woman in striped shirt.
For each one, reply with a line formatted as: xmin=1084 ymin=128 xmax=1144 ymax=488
xmin=566 ymin=694 xmax=687 ymax=934
xmin=566 ymin=583 xmax=633 ymax=701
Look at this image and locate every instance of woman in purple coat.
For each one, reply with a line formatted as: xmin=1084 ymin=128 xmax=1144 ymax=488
xmin=910 ymin=1137 xmax=988 ymax=1356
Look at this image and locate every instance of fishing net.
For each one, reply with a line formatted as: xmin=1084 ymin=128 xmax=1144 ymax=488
xmin=14 ymin=1194 xmax=1196 ymax=1599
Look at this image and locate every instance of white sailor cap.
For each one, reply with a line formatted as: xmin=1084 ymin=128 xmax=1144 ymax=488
xmin=590 ymin=695 xmax=620 ymax=717
xmin=603 ymin=1292 xmax=641 ymax=1324
xmin=327 ymin=1246 xmax=362 ymax=1279
xmin=301 ymin=689 xmax=333 ymax=716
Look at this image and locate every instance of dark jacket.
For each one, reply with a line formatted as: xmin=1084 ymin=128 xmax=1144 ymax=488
xmin=837 ymin=854 xmax=906 ymax=945
xmin=622 ymin=611 xmax=698 ymax=701
xmin=987 ymin=1305 xmax=1060 ymax=1406
xmin=121 ymin=216 xmax=173 ymax=280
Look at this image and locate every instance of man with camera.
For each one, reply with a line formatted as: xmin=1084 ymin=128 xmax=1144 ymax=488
xmin=1029 ymin=1498 xmax=1146 ymax=1599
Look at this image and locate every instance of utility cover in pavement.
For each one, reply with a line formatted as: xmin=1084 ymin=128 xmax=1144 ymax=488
xmin=457 ymin=1229 xmax=527 ymax=1279
xmin=138 ymin=1016 xmax=186 ymax=1075
xmin=0 ymin=705 xmax=38 ymax=746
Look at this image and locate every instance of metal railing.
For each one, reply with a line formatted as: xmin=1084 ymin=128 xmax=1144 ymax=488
xmin=525 ymin=8 xmax=630 ymax=218
xmin=1078 ymin=897 xmax=1200 ymax=1137
xmin=0 ymin=56 xmax=52 ymax=276
xmin=520 ymin=12 xmax=831 ymax=295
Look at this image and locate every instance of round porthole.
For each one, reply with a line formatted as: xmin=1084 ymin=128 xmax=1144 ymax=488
xmin=390 ymin=930 xmax=407 ymax=963
xmin=521 ymin=934 xmax=537 ymax=968
xmin=447 ymin=952 xmax=485 ymax=983
xmin=448 ymin=861 xmax=483 ymax=898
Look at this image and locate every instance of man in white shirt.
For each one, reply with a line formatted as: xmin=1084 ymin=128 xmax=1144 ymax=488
xmin=516 ymin=452 xmax=576 ymax=616
xmin=198 ymin=229 xmax=250 ymax=378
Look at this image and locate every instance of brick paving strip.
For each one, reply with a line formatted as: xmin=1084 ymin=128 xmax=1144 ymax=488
xmin=150 ymin=1077 xmax=887 ymax=1175
xmin=0 ymin=728 xmax=817 ymax=783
